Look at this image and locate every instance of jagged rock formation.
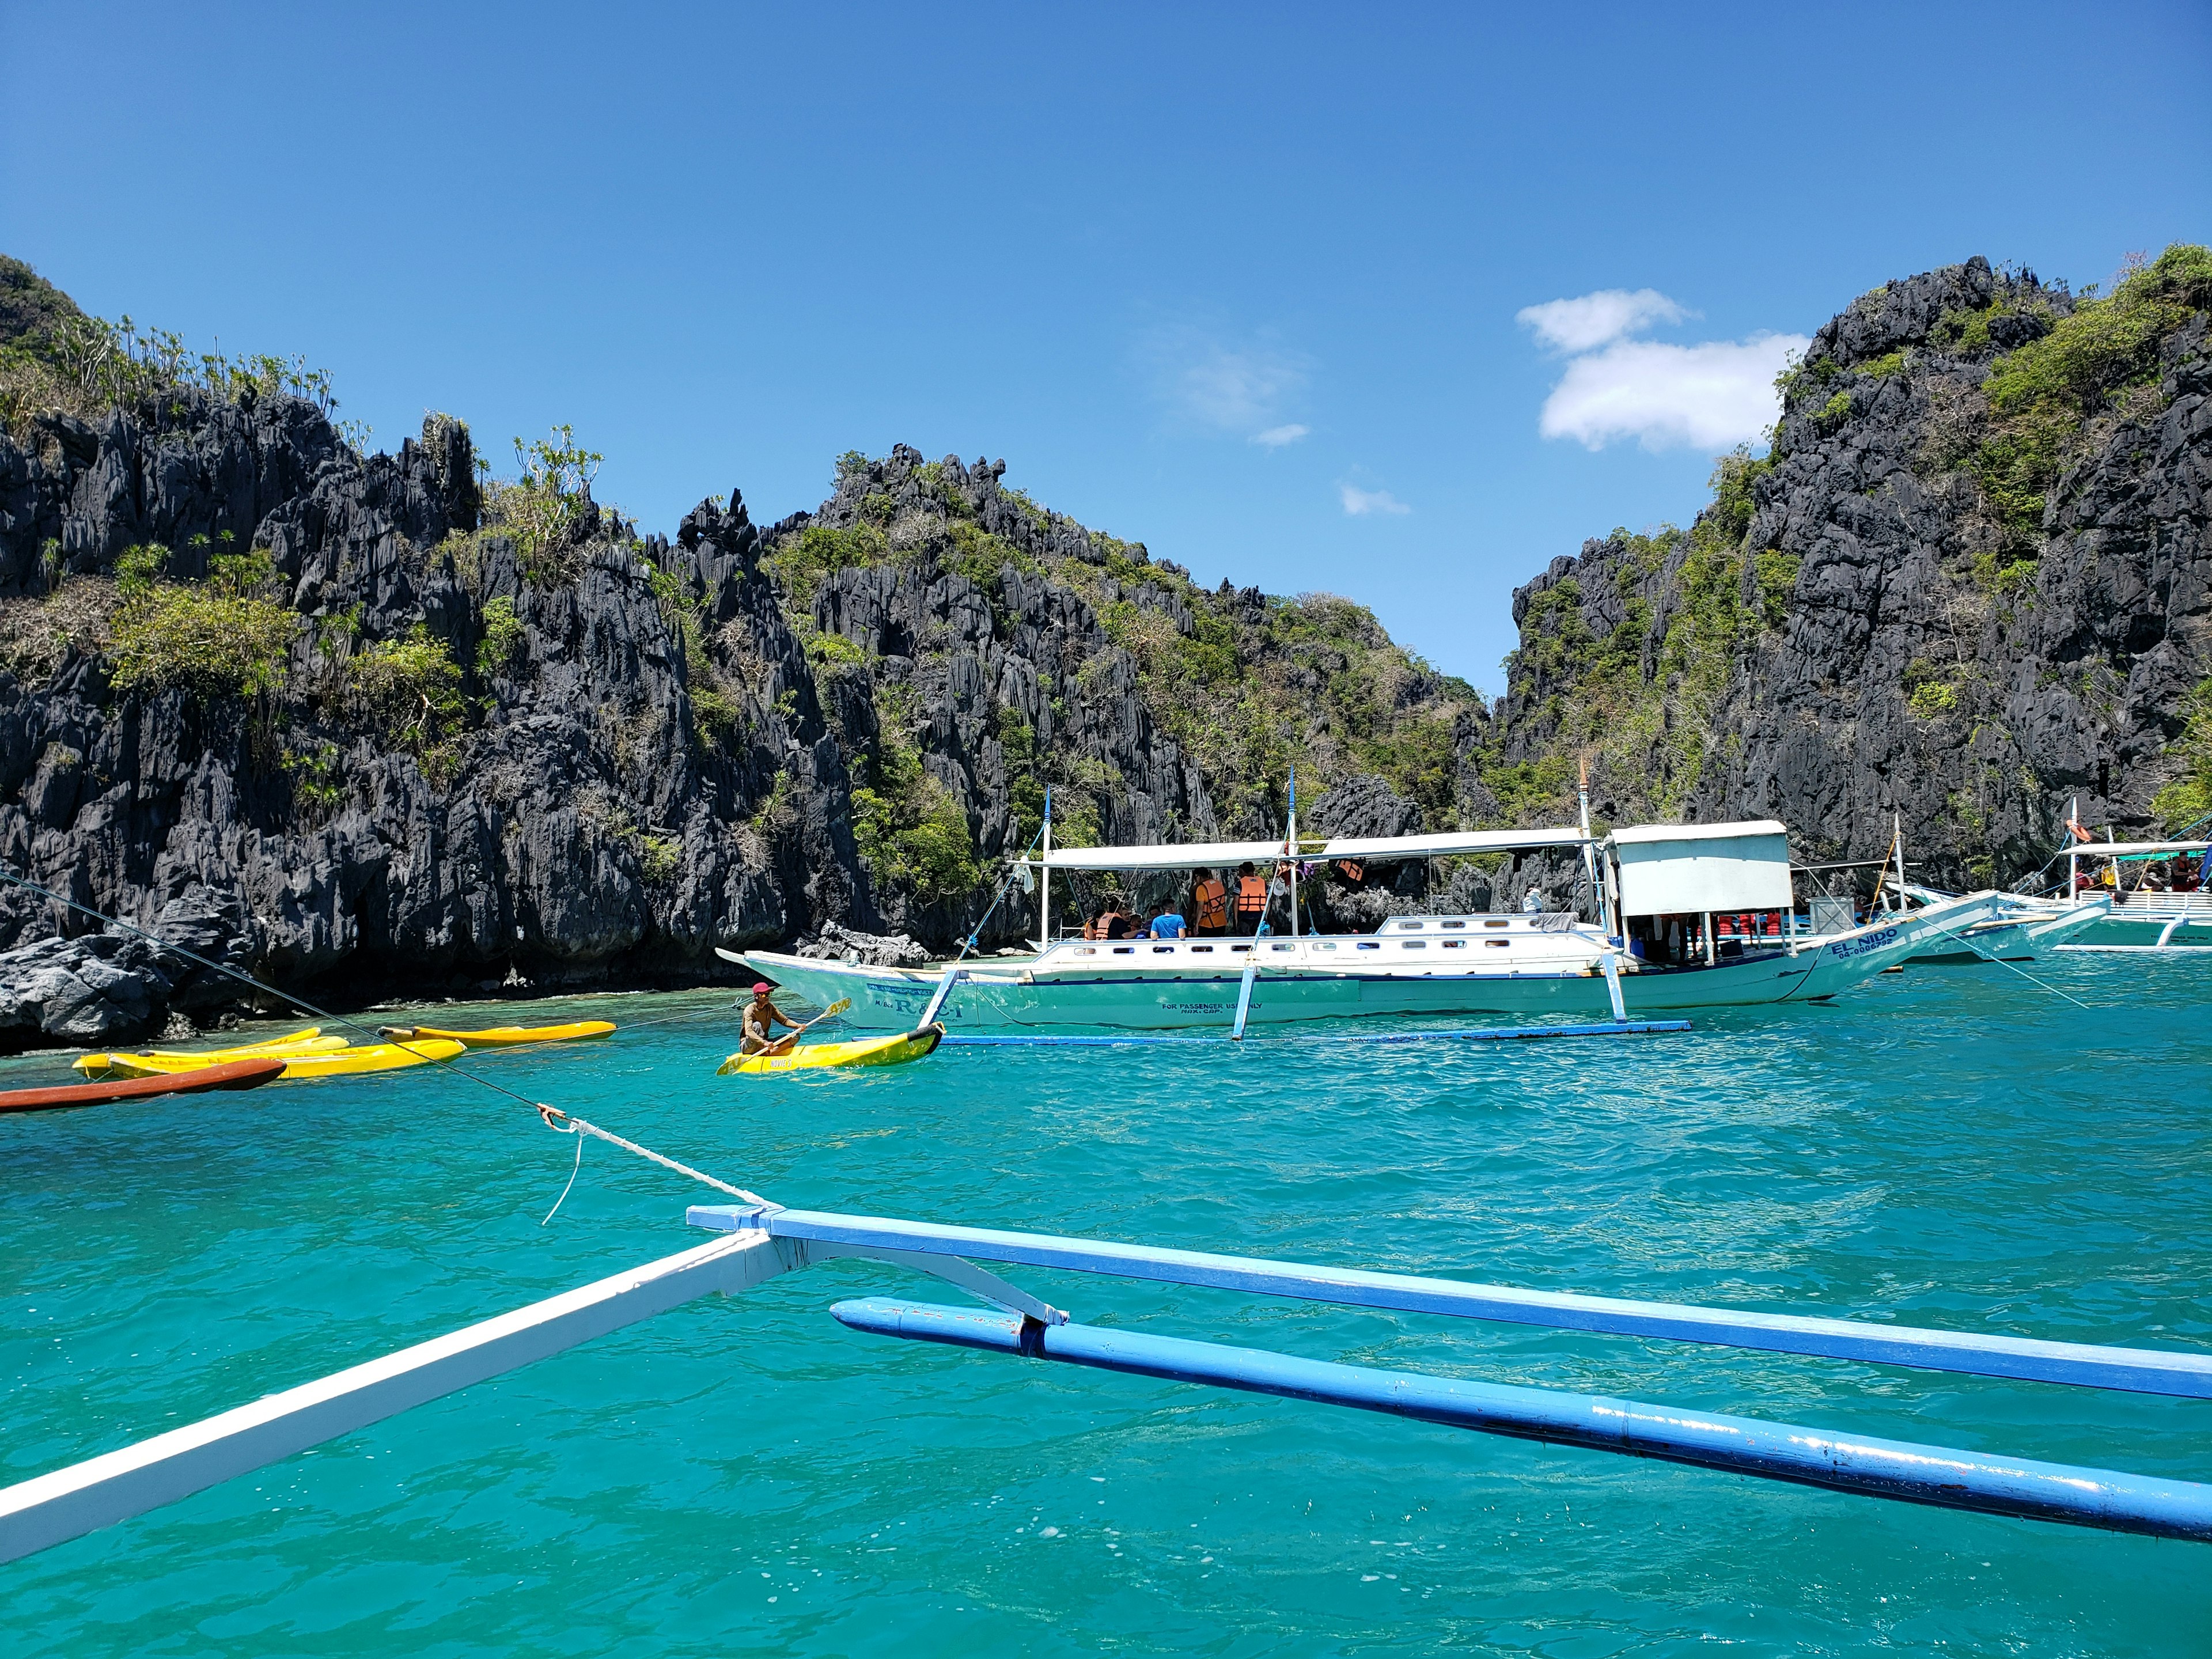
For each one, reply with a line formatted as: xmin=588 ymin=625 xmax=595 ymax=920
xmin=0 ymin=263 xmax=1478 ymax=1047
xmin=1487 ymin=247 xmax=2212 ymax=890
xmin=5 ymin=243 xmax=2202 ymax=1047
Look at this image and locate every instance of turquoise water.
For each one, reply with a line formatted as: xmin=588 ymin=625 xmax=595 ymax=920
xmin=3 ymin=960 xmax=2209 ymax=1656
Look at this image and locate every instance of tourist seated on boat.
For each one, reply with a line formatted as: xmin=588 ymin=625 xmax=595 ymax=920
xmin=1192 ymin=869 xmax=1230 ymax=935
xmin=1233 ymin=861 xmax=1269 ymax=934
xmin=1147 ymin=906 xmax=1187 ymax=939
xmin=1084 ymin=903 xmax=1137 ymax=941
xmin=1111 ymin=902 xmax=1144 ymax=939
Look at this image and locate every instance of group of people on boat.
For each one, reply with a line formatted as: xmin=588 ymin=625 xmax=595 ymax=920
xmin=2073 ymin=853 xmax=2208 ymax=894
xmin=1082 ymin=860 xmax=1303 ymax=940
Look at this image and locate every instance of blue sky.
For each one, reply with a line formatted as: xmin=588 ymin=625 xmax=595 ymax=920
xmin=5 ymin=2 xmax=2207 ymax=690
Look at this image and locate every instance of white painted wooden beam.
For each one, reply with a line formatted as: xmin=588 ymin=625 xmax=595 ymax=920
xmin=0 ymin=1229 xmax=787 ymax=1565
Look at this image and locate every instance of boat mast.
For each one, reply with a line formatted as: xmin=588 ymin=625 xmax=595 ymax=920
xmin=1577 ymin=756 xmax=1600 ymax=927
xmin=1893 ymin=810 xmax=1908 ymax=911
xmin=1287 ymin=768 xmax=1300 ymax=940
xmin=1037 ymin=786 xmax=1053 ymax=952
xmin=2067 ymin=793 xmax=2079 ymax=903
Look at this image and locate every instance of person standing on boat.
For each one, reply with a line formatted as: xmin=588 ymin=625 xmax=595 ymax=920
xmin=1148 ymin=904 xmax=1187 ymax=939
xmin=1192 ymin=869 xmax=1230 ymax=936
xmin=738 ymin=983 xmax=802 ymax=1056
xmin=1233 ymin=861 xmax=1270 ymax=934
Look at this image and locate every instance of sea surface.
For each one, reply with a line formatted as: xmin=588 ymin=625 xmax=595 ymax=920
xmin=3 ymin=957 xmax=2209 ymax=1656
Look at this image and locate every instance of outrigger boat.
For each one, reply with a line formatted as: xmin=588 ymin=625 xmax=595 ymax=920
xmin=737 ymin=815 xmax=2005 ymax=1031
xmin=1900 ymin=888 xmax=2114 ymax=962
xmin=2056 ymin=833 xmax=2212 ymax=953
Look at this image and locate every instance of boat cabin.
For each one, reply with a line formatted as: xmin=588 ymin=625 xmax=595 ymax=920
xmin=1607 ymin=820 xmax=1794 ymax=967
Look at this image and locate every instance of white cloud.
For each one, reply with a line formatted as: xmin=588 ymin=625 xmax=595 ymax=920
xmin=1516 ymin=288 xmax=1688 ymax=354
xmin=1142 ymin=325 xmax=1310 ymax=435
xmin=1340 ymin=483 xmax=1410 ymax=517
xmin=1251 ymin=423 xmax=1309 ymax=448
xmin=1536 ymin=332 xmax=1809 ymax=450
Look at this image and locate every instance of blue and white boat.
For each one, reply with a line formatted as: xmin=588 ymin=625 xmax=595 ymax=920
xmin=736 ymin=819 xmax=2004 ymax=1029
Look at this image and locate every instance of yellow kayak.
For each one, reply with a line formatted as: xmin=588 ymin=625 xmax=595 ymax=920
xmin=75 ymin=1029 xmax=349 ymax=1074
xmin=93 ymin=1039 xmax=466 ymax=1080
xmin=719 ymin=1025 xmax=944 ymax=1075
xmin=376 ymin=1020 xmax=616 ymax=1047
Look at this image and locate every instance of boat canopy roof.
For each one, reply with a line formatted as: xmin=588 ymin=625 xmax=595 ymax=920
xmin=2074 ymin=840 xmax=2212 ymax=858
xmin=1031 ymin=826 xmax=1590 ymax=872
xmin=1606 ymin=820 xmax=1793 ymax=915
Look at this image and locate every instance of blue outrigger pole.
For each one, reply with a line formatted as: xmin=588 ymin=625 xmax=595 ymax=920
xmin=6 ymin=1200 xmax=2210 ymax=1564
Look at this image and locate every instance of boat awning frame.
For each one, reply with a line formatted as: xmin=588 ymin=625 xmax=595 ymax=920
xmin=2072 ymin=841 xmax=2212 ymax=859
xmin=1025 ymin=827 xmax=1592 ymax=872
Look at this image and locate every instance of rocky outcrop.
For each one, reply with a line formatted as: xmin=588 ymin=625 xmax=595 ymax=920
xmin=1490 ymin=249 xmax=2212 ymax=889
xmin=0 ymin=291 xmax=1476 ymax=1046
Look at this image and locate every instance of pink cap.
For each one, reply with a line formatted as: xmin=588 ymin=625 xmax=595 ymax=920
xmin=752 ymin=982 xmax=772 ymax=995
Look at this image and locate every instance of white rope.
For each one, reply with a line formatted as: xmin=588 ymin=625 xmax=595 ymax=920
xmin=1940 ymin=921 xmax=2101 ymax=1011
xmin=538 ymin=1107 xmax=768 ymax=1206
xmin=540 ymin=1130 xmax=584 ymax=1226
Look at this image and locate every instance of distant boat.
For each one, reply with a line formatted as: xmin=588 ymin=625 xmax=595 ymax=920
xmin=2054 ymin=835 xmax=2212 ymax=953
xmin=1902 ymin=891 xmax=2113 ymax=962
xmin=733 ymin=817 xmax=2003 ymax=1032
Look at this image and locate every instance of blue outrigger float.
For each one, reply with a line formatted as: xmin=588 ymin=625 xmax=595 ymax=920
xmin=6 ymin=1190 xmax=2210 ymax=1563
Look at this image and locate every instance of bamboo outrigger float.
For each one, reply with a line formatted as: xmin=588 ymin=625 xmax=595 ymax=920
xmin=6 ymin=1197 xmax=2210 ymax=1565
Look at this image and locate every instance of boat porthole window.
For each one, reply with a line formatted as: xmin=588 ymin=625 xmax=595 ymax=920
xmin=1112 ymin=946 xmax=1134 ymax=955
xmin=1192 ymin=945 xmax=1214 ymax=953
xmin=1443 ymin=940 xmax=1464 ymax=949
xmin=1484 ymin=918 xmax=1510 ymax=929
xmin=1231 ymin=944 xmax=1252 ymax=953
xmin=1152 ymin=945 xmax=1173 ymax=954
xmin=1357 ymin=942 xmax=1380 ymax=950
xmin=1077 ymin=946 xmax=1097 ymax=955
xmin=1442 ymin=920 xmax=1465 ymax=930
xmin=1316 ymin=942 xmax=1337 ymax=951
xmin=1487 ymin=939 xmax=1510 ymax=948
xmin=1271 ymin=942 xmax=1293 ymax=952
xmin=1402 ymin=941 xmax=1426 ymax=950
xmin=1403 ymin=921 xmax=1424 ymax=930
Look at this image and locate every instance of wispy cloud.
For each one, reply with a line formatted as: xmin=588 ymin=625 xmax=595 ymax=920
xmin=1340 ymin=483 xmax=1410 ymax=517
xmin=1537 ymin=335 xmax=1807 ymax=450
xmin=1518 ymin=287 xmax=1805 ymax=452
xmin=1142 ymin=324 xmax=1310 ymax=438
xmin=1517 ymin=288 xmax=1688 ymax=354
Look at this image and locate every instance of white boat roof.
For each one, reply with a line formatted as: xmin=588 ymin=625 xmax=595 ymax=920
xmin=1607 ymin=819 xmax=1789 ymax=846
xmin=1032 ymin=826 xmax=1591 ymax=872
xmin=2075 ymin=840 xmax=2212 ymax=857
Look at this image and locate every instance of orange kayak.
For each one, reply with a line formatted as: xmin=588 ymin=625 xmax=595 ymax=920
xmin=0 ymin=1058 xmax=288 ymax=1115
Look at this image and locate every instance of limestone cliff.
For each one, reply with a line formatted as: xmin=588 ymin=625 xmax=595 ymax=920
xmin=1486 ymin=247 xmax=2212 ymax=888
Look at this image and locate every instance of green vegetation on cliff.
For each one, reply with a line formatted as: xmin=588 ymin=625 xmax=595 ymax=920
xmin=1974 ymin=244 xmax=2212 ymax=548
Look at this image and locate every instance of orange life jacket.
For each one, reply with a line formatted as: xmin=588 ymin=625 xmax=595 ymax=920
xmin=1334 ymin=859 xmax=1364 ymax=883
xmin=1194 ymin=879 xmax=1228 ymax=929
xmin=1234 ymin=874 xmax=1269 ymax=915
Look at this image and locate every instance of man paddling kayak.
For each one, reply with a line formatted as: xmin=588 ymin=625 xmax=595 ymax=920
xmin=739 ymin=983 xmax=804 ymax=1056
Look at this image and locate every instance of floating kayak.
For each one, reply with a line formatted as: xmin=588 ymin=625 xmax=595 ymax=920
xmin=376 ymin=1020 xmax=616 ymax=1047
xmin=74 ymin=1028 xmax=345 ymax=1074
xmin=0 ymin=1058 xmax=289 ymax=1115
xmin=719 ymin=1025 xmax=944 ymax=1075
xmin=93 ymin=1039 xmax=467 ymax=1080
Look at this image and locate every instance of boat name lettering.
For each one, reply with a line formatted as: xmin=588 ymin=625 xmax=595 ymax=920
xmin=1827 ymin=926 xmax=1899 ymax=959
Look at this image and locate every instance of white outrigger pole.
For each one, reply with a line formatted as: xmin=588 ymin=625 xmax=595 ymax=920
xmin=1036 ymin=786 xmax=1052 ymax=952
xmin=9 ymin=1199 xmax=2212 ymax=1565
